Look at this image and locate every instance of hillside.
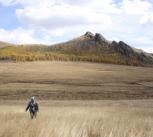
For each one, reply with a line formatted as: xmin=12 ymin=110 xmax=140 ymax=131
xmin=0 ymin=41 xmax=16 ymax=48
xmin=0 ymin=32 xmax=153 ymax=66
xmin=48 ymin=32 xmax=153 ymax=66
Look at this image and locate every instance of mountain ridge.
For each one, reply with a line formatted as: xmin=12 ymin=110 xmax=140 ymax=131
xmin=48 ymin=32 xmax=153 ymax=66
xmin=0 ymin=32 xmax=153 ymax=67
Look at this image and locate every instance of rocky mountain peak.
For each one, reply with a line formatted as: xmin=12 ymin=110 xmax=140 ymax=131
xmin=84 ymin=32 xmax=108 ymax=43
xmin=84 ymin=31 xmax=94 ymax=38
xmin=94 ymin=33 xmax=107 ymax=43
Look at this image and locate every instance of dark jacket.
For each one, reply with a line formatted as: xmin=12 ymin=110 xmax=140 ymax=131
xmin=26 ymin=101 xmax=39 ymax=113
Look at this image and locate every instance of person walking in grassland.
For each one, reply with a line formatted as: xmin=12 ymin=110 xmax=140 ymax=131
xmin=26 ymin=96 xmax=39 ymax=119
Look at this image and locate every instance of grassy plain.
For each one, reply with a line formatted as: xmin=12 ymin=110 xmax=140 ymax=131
xmin=0 ymin=61 xmax=153 ymax=137
xmin=1 ymin=100 xmax=153 ymax=137
xmin=0 ymin=61 xmax=153 ymax=100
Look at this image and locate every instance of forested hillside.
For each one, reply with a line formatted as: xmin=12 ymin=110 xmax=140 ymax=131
xmin=0 ymin=32 xmax=153 ymax=66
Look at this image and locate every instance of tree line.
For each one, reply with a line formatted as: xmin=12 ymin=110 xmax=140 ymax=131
xmin=0 ymin=51 xmax=143 ymax=66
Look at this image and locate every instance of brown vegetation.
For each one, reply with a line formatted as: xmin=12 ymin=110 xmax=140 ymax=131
xmin=0 ymin=32 xmax=153 ymax=66
xmin=0 ymin=102 xmax=153 ymax=137
xmin=0 ymin=61 xmax=153 ymax=100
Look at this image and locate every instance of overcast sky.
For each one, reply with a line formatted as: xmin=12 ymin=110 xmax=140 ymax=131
xmin=0 ymin=0 xmax=153 ymax=53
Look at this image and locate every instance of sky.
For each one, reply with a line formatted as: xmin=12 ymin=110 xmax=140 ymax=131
xmin=0 ymin=0 xmax=153 ymax=53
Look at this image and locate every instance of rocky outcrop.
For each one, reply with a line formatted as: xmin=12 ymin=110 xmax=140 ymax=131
xmin=49 ymin=32 xmax=153 ymax=66
xmin=0 ymin=31 xmax=152 ymax=66
xmin=84 ymin=31 xmax=94 ymax=39
xmin=113 ymin=41 xmax=134 ymax=57
xmin=94 ymin=33 xmax=107 ymax=43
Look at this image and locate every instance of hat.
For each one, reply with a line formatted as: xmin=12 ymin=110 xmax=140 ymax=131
xmin=31 ymin=96 xmax=35 ymax=100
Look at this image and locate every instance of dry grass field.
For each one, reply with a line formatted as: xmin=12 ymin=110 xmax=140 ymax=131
xmin=0 ymin=101 xmax=153 ymax=137
xmin=0 ymin=61 xmax=153 ymax=137
xmin=0 ymin=61 xmax=153 ymax=100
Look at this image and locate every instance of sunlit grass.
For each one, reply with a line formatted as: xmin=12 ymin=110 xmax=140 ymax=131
xmin=0 ymin=105 xmax=153 ymax=137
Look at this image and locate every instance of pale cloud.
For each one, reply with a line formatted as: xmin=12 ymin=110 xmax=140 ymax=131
xmin=121 ymin=0 xmax=152 ymax=15
xmin=0 ymin=28 xmax=42 ymax=44
xmin=0 ymin=0 xmax=153 ymax=53
xmin=15 ymin=1 xmax=114 ymax=29
xmin=0 ymin=27 xmax=64 ymax=44
xmin=142 ymin=47 xmax=153 ymax=53
xmin=140 ymin=13 xmax=153 ymax=24
xmin=16 ymin=5 xmax=91 ymax=29
xmin=134 ymin=36 xmax=153 ymax=45
xmin=0 ymin=0 xmax=16 ymax=6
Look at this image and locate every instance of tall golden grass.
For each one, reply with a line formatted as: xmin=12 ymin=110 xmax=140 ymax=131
xmin=0 ymin=105 xmax=153 ymax=137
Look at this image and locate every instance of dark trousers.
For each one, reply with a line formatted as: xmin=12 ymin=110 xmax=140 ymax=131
xmin=30 ymin=109 xmax=37 ymax=119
